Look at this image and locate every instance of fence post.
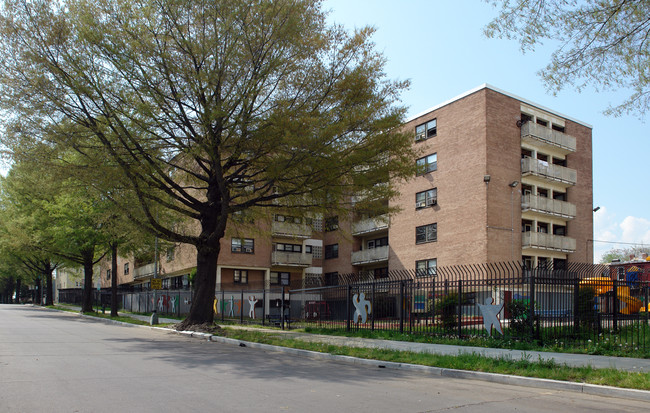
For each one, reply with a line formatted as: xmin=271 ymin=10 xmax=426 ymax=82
xmin=399 ymin=281 xmax=405 ymax=334
xmin=371 ymin=282 xmax=375 ymax=332
xmin=573 ymin=278 xmax=580 ymax=333
xmin=262 ymin=289 xmax=266 ymax=326
xmin=240 ymin=290 xmax=244 ymax=324
xmin=221 ymin=290 xmax=225 ymax=323
xmin=613 ymin=281 xmax=618 ymax=332
xmin=346 ymin=285 xmax=351 ymax=332
xmin=457 ymin=279 xmax=462 ymax=338
xmin=281 ymin=287 xmax=285 ymax=331
xmin=529 ymin=270 xmax=535 ymax=339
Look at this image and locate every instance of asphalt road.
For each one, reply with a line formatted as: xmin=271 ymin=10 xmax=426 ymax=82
xmin=0 ymin=304 xmax=647 ymax=412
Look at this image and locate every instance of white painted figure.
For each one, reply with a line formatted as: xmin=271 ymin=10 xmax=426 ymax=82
xmin=170 ymin=296 xmax=176 ymax=313
xmin=247 ymin=296 xmax=258 ymax=319
xmin=157 ymin=296 xmax=164 ymax=312
xmin=477 ymin=297 xmax=504 ymax=336
xmin=352 ymin=292 xmax=372 ymax=324
xmin=229 ymin=295 xmax=235 ymax=317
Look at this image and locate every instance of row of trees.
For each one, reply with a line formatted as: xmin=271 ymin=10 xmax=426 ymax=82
xmin=0 ymin=0 xmax=416 ymax=328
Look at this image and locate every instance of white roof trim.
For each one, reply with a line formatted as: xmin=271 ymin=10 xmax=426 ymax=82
xmin=406 ymin=83 xmax=592 ymax=129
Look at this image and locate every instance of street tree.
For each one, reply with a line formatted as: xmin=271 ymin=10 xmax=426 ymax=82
xmin=484 ymin=0 xmax=650 ymax=117
xmin=0 ymin=0 xmax=417 ymax=328
xmin=600 ymin=246 xmax=650 ymax=263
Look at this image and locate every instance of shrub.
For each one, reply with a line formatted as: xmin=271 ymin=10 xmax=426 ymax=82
xmin=435 ymin=293 xmax=459 ymax=332
xmin=507 ymin=298 xmax=532 ymax=337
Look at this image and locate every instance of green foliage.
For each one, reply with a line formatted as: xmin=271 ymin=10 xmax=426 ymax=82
xmin=576 ymin=286 xmax=597 ymax=329
xmin=506 ymin=298 xmax=532 ymax=336
xmin=484 ymin=0 xmax=650 ymax=116
xmin=600 ymin=247 xmax=650 ymax=264
xmin=435 ymin=293 xmax=459 ymax=332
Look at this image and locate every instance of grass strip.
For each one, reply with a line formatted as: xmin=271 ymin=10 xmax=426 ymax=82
xmin=218 ymin=328 xmax=650 ymax=391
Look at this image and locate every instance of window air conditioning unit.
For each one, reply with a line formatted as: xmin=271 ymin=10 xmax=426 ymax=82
xmin=416 ymin=201 xmax=426 ymax=208
xmin=244 ymin=247 xmax=253 ymax=253
xmin=427 ymin=199 xmax=437 ymax=206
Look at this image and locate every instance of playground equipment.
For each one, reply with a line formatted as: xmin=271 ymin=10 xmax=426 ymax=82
xmin=580 ymin=276 xmax=643 ymax=315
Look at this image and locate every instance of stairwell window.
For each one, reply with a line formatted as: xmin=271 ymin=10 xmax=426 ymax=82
xmin=416 ymin=223 xmax=437 ymax=244
xmin=416 ymin=153 xmax=437 ymax=175
xmin=416 ymin=188 xmax=437 ymax=209
xmin=324 ymin=244 xmax=339 ymax=259
xmin=415 ymin=119 xmax=437 ymax=141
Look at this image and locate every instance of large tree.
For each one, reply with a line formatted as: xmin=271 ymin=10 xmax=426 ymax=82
xmin=484 ymin=0 xmax=650 ymax=116
xmin=0 ymin=0 xmax=416 ymax=328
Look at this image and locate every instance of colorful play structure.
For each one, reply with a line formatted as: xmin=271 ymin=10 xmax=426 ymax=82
xmin=580 ymin=272 xmax=644 ymax=315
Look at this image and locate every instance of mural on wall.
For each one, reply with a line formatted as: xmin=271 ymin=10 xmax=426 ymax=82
xmin=352 ymin=292 xmax=372 ymax=324
xmin=477 ymin=297 xmax=504 ymax=337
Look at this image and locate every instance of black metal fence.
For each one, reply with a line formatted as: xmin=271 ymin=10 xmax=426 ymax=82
xmin=289 ymin=262 xmax=650 ymax=350
xmin=57 ymin=262 xmax=650 ymax=350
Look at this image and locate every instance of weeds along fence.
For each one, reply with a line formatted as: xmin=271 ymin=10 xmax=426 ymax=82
xmin=290 ymin=262 xmax=650 ymax=350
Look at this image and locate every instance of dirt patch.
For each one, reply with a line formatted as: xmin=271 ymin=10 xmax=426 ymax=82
xmin=172 ymin=322 xmax=225 ymax=335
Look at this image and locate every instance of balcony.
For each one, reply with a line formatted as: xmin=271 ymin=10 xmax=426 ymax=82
xmin=521 ymin=121 xmax=576 ymax=155
xmin=352 ymin=214 xmax=389 ymax=236
xmin=271 ymin=251 xmax=312 ymax=267
xmin=271 ymin=221 xmax=312 ymax=238
xmin=521 ymin=194 xmax=576 ymax=219
xmin=522 ymin=232 xmax=576 ymax=253
xmin=521 ymin=157 xmax=577 ymax=187
xmin=133 ymin=263 xmax=156 ymax=280
xmin=351 ymin=245 xmax=389 ymax=266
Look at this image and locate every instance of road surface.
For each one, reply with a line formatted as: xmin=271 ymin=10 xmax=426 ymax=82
xmin=0 ymin=305 xmax=647 ymax=412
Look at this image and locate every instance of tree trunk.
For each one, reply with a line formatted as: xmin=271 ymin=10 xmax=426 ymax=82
xmin=15 ymin=278 xmax=21 ymax=304
xmin=44 ymin=263 xmax=54 ymax=306
xmin=81 ymin=250 xmax=95 ymax=312
xmin=35 ymin=277 xmax=41 ymax=305
xmin=111 ymin=242 xmax=118 ymax=317
xmin=178 ymin=243 xmax=219 ymax=328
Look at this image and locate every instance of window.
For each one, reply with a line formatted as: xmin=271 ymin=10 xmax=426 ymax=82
xmin=231 ymin=238 xmax=254 ymax=253
xmin=617 ymin=267 xmax=625 ymax=281
xmin=552 ymin=124 xmax=565 ymax=133
xmin=324 ymin=244 xmax=339 ymax=259
xmin=416 ymin=188 xmax=437 ymax=208
xmin=415 ymin=119 xmax=437 ymax=141
xmin=536 ymin=118 xmax=548 ymax=127
xmin=106 ymin=269 xmax=111 ymax=280
xmin=275 ymin=214 xmax=302 ymax=224
xmin=416 ymin=153 xmax=437 ymax=175
xmin=325 ymin=216 xmax=339 ymax=231
xmin=305 ymin=245 xmax=313 ymax=254
xmin=270 ymin=271 xmax=290 ymax=285
xmin=166 ymin=247 xmax=175 ymax=261
xmin=416 ymin=259 xmax=437 ymax=277
xmin=374 ymin=267 xmax=388 ymax=279
xmin=415 ymin=223 xmax=437 ymax=244
xmin=234 ymin=269 xmax=248 ymax=284
xmin=367 ymin=237 xmax=388 ymax=249
xmin=324 ymin=272 xmax=339 ymax=286
xmin=275 ymin=243 xmax=302 ymax=253
xmin=124 ymin=263 xmax=130 ymax=275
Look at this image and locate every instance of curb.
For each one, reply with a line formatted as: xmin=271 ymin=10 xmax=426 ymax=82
xmin=41 ymin=306 xmax=650 ymax=402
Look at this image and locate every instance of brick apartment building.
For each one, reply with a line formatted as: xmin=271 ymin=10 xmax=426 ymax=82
xmin=323 ymin=84 xmax=593 ymax=279
xmin=97 ymin=84 xmax=594 ymax=292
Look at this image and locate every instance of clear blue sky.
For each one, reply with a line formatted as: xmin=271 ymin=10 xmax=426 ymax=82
xmin=325 ymin=0 xmax=650 ymax=262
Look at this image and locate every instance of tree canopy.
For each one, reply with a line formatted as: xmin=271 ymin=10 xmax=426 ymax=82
xmin=0 ymin=0 xmax=416 ymax=327
xmin=484 ymin=0 xmax=650 ymax=117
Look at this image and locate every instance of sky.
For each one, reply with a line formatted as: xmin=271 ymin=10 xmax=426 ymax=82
xmin=324 ymin=0 xmax=650 ymax=263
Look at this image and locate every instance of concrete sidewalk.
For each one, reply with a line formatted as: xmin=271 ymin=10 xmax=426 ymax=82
xmin=55 ymin=304 xmax=650 ymax=372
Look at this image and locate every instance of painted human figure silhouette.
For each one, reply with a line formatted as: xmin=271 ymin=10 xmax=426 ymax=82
xmin=228 ymin=295 xmax=235 ymax=317
xmin=170 ymin=296 xmax=177 ymax=313
xmin=352 ymin=293 xmax=372 ymax=324
xmin=477 ymin=297 xmax=504 ymax=336
xmin=248 ymin=296 xmax=258 ymax=319
xmin=157 ymin=296 xmax=164 ymax=312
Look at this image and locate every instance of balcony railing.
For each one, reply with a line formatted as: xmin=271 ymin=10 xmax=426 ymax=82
xmin=271 ymin=251 xmax=312 ymax=267
xmin=352 ymin=214 xmax=389 ymax=236
xmin=522 ymin=232 xmax=576 ymax=253
xmin=271 ymin=221 xmax=312 ymax=238
xmin=133 ymin=263 xmax=156 ymax=280
xmin=521 ymin=157 xmax=577 ymax=186
xmin=521 ymin=194 xmax=576 ymax=219
xmin=351 ymin=245 xmax=389 ymax=265
xmin=521 ymin=122 xmax=576 ymax=154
